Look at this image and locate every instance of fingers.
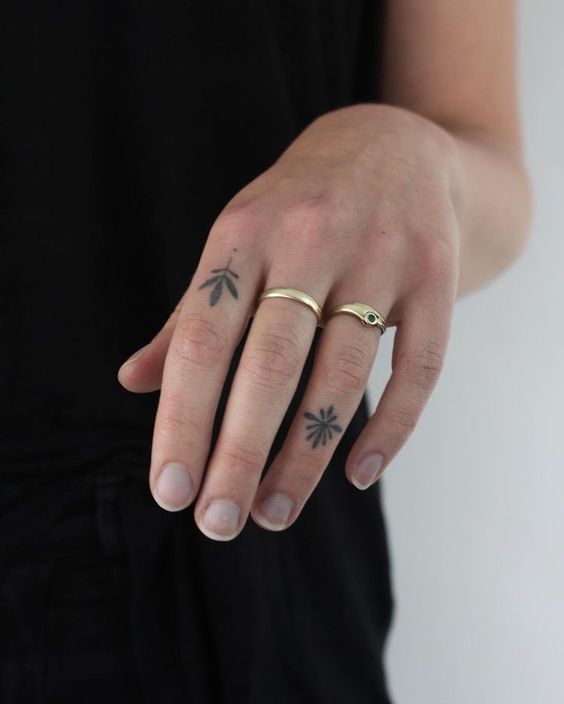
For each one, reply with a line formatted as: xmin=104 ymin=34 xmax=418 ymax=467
xmin=247 ymin=302 xmax=388 ymax=531
xmin=192 ymin=287 xmax=326 ymax=540
xmin=345 ymin=287 xmax=454 ymax=489
xmin=126 ymin=208 xmax=452 ymax=544
xmin=117 ymin=289 xmax=192 ymax=393
xmin=117 ymin=256 xmax=254 ymax=394
xmin=148 ymin=240 xmax=265 ymax=512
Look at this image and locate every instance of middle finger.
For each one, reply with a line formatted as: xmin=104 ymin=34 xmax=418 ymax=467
xmin=192 ymin=281 xmax=328 ymax=541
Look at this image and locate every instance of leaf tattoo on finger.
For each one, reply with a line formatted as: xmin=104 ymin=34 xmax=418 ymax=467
xmin=198 ymin=250 xmax=240 ymax=306
xmin=304 ymin=405 xmax=343 ymax=449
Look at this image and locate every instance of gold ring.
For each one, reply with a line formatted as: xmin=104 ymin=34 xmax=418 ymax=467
xmin=257 ymin=287 xmax=323 ymax=323
xmin=325 ymin=302 xmax=387 ymax=335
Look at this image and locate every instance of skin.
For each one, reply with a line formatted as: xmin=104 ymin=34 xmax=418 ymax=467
xmin=117 ymin=0 xmax=531 ymax=541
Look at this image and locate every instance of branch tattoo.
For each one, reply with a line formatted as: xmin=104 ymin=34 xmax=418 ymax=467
xmin=304 ymin=405 xmax=343 ymax=449
xmin=199 ymin=252 xmax=342 ymax=450
xmin=198 ymin=249 xmax=239 ymax=306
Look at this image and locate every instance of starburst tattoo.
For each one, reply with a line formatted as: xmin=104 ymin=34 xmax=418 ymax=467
xmin=198 ymin=250 xmax=240 ymax=306
xmin=304 ymin=405 xmax=343 ymax=449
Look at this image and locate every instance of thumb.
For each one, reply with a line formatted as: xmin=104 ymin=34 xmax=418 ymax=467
xmin=117 ymin=303 xmax=183 ymax=393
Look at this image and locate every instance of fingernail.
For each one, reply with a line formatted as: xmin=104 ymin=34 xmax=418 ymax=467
xmin=201 ymin=500 xmax=241 ymax=540
xmin=120 ymin=344 xmax=149 ymax=370
xmin=256 ymin=493 xmax=293 ymax=530
xmin=153 ymin=462 xmax=194 ymax=511
xmin=351 ymin=453 xmax=384 ymax=490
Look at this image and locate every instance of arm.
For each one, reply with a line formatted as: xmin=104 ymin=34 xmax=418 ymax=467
xmin=379 ymin=0 xmax=532 ymax=296
xmin=121 ymin=0 xmax=533 ymax=533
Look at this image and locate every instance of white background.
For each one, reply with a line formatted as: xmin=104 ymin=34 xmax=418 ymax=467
xmin=374 ymin=2 xmax=564 ymax=702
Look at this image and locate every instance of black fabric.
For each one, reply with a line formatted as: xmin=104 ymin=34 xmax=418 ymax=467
xmin=0 ymin=1 xmax=394 ymax=701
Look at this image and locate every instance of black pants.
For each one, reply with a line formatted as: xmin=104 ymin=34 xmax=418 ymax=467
xmin=1 ymin=444 xmax=394 ymax=703
xmin=1 ymin=471 xmax=142 ymax=702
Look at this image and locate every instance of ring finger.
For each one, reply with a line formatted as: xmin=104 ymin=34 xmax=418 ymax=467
xmin=248 ymin=293 xmax=392 ymax=530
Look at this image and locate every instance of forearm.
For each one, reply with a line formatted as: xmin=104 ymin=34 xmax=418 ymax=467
xmin=447 ymin=126 xmax=532 ymax=298
xmin=375 ymin=0 xmax=531 ymax=298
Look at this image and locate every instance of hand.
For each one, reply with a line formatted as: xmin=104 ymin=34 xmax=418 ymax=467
xmin=117 ymin=103 xmax=460 ymax=541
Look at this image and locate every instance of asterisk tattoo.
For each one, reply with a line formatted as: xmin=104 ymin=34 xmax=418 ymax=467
xmin=304 ymin=405 xmax=343 ymax=449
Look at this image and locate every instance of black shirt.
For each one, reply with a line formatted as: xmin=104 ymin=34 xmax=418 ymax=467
xmin=1 ymin=2 xmax=394 ymax=701
xmin=0 ymin=0 xmax=384 ymax=475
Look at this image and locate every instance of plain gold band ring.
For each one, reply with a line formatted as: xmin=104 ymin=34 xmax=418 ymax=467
xmin=325 ymin=302 xmax=387 ymax=335
xmin=257 ymin=287 xmax=323 ymax=324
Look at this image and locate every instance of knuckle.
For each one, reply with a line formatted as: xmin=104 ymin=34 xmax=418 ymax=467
xmin=394 ymin=343 xmax=445 ymax=389
xmin=211 ymin=201 xmax=264 ymax=244
xmin=220 ymin=442 xmax=267 ymax=479
xmin=242 ymin=331 xmax=302 ymax=387
xmin=319 ymin=344 xmax=372 ymax=395
xmin=384 ymin=403 xmax=420 ymax=434
xmin=413 ymin=229 xmax=455 ymax=285
xmin=282 ymin=195 xmax=333 ymax=240
xmin=173 ymin=317 xmax=229 ymax=367
xmin=158 ymin=408 xmax=207 ymax=440
xmin=290 ymin=449 xmax=326 ymax=483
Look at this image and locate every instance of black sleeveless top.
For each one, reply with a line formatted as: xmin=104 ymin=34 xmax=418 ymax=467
xmin=1 ymin=2 xmax=394 ymax=701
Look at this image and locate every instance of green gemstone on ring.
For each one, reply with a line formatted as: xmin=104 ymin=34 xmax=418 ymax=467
xmin=366 ymin=312 xmax=377 ymax=324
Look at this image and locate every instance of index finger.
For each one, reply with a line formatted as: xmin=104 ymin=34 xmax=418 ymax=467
xmin=148 ymin=234 xmax=264 ymax=511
